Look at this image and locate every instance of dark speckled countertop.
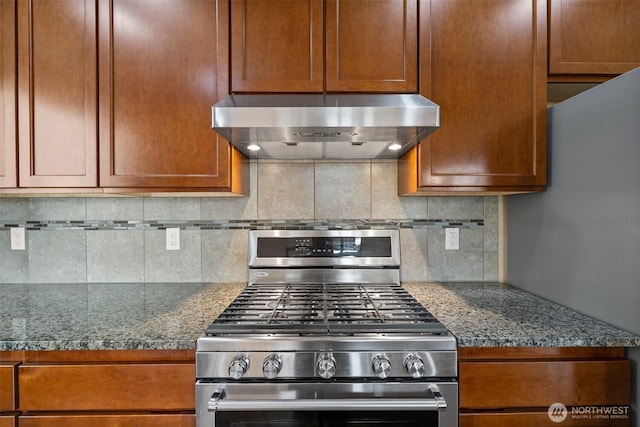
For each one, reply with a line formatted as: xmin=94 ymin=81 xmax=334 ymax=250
xmin=1 ymin=282 xmax=638 ymax=351
xmin=0 ymin=282 xmax=244 ymax=351
xmin=404 ymin=282 xmax=640 ymax=348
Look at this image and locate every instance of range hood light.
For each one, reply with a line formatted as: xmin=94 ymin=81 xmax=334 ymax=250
xmin=388 ymin=143 xmax=403 ymax=151
xmin=247 ymin=143 xmax=261 ymax=151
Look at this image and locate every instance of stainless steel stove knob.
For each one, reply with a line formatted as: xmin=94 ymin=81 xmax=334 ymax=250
xmin=316 ymin=353 xmax=337 ymax=379
xmin=262 ymin=354 xmax=282 ymax=379
xmin=372 ymin=354 xmax=392 ymax=379
xmin=404 ymin=354 xmax=425 ymax=379
xmin=228 ymin=355 xmax=249 ymax=380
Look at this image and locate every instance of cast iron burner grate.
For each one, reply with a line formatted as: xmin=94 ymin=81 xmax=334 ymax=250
xmin=205 ymin=283 xmax=448 ymax=336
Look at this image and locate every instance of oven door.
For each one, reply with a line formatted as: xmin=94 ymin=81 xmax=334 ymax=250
xmin=196 ymin=381 xmax=458 ymax=427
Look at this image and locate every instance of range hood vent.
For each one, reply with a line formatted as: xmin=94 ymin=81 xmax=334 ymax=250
xmin=212 ymin=94 xmax=439 ymax=160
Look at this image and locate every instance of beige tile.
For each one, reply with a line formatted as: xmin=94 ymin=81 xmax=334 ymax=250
xmin=427 ymin=228 xmax=484 ymax=281
xmin=202 ymin=161 xmax=258 ymax=220
xmin=144 ymin=230 xmax=202 ymax=282
xmin=428 ymin=196 xmax=484 ymax=219
xmin=257 ymin=161 xmax=314 ymax=220
xmin=371 ymin=161 xmax=429 ymax=219
xmin=400 ymin=228 xmax=429 ymax=282
xmin=484 ymin=252 xmax=498 ymax=281
xmin=484 ymin=196 xmax=499 ymax=252
xmin=315 ymin=162 xmax=371 ymax=219
xmin=202 ymin=230 xmax=249 ymax=283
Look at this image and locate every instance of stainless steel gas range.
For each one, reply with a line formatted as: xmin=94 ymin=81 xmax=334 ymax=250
xmin=196 ymin=229 xmax=458 ymax=427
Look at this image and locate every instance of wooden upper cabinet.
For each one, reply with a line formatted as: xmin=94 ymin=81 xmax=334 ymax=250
xmin=231 ymin=0 xmax=418 ymax=93
xmin=400 ymin=0 xmax=547 ymax=193
xmin=231 ymin=0 xmax=323 ymax=92
xmin=99 ymin=0 xmax=244 ymax=190
xmin=325 ymin=0 xmax=418 ymax=92
xmin=549 ymin=0 xmax=640 ymax=76
xmin=0 ymin=0 xmax=16 ymax=188
xmin=17 ymin=0 xmax=98 ymax=188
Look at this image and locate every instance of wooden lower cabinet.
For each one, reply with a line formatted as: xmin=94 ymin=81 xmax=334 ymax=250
xmin=459 ymin=347 xmax=631 ymax=426
xmin=0 ymin=416 xmax=16 ymax=427
xmin=19 ymin=363 xmax=194 ymax=411
xmin=460 ymin=411 xmax=629 ymax=427
xmin=3 ymin=350 xmax=196 ymax=426
xmin=18 ymin=414 xmax=194 ymax=427
xmin=0 ymin=364 xmax=17 ymax=411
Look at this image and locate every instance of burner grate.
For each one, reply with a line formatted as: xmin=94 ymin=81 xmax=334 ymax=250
xmin=206 ymin=283 xmax=448 ymax=336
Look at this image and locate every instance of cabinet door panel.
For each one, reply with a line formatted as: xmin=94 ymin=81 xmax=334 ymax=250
xmin=0 ymin=0 xmax=16 ymax=188
xmin=0 ymin=417 xmax=16 ymax=427
xmin=0 ymin=363 xmax=17 ymax=411
xmin=326 ymin=0 xmax=418 ymax=92
xmin=414 ymin=0 xmax=546 ymax=191
xmin=19 ymin=363 xmax=195 ymax=411
xmin=19 ymin=414 xmax=194 ymax=427
xmin=231 ymin=0 xmax=323 ymax=92
xmin=99 ymin=0 xmax=232 ymax=188
xmin=17 ymin=0 xmax=97 ymax=187
xmin=549 ymin=0 xmax=640 ymax=75
xmin=460 ymin=360 xmax=630 ymax=409
xmin=460 ymin=411 xmax=630 ymax=427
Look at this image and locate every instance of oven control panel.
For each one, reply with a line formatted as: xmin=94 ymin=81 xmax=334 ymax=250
xmin=248 ymin=230 xmax=401 ymax=267
xmin=256 ymin=236 xmax=393 ymax=258
xmin=199 ymin=351 xmax=457 ymax=380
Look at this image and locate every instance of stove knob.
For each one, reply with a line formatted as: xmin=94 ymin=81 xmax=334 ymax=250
xmin=372 ymin=354 xmax=392 ymax=379
xmin=404 ymin=354 xmax=425 ymax=379
xmin=228 ymin=355 xmax=249 ymax=380
xmin=316 ymin=353 xmax=336 ymax=379
xmin=262 ymin=354 xmax=282 ymax=379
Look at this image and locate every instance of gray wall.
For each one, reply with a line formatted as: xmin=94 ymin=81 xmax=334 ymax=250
xmin=0 ymin=161 xmax=499 ymax=284
xmin=508 ymin=67 xmax=640 ymax=425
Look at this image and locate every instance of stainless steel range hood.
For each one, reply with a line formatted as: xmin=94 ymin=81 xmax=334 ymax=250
xmin=211 ymin=94 xmax=439 ymax=160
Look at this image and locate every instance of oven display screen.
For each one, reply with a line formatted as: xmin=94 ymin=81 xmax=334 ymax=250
xmin=256 ymin=237 xmax=392 ymax=258
xmin=216 ymin=411 xmax=438 ymax=426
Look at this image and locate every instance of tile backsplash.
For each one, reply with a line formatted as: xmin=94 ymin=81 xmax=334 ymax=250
xmin=0 ymin=161 xmax=498 ymax=284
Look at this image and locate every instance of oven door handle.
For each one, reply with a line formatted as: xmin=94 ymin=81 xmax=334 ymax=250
xmin=208 ymin=388 xmax=447 ymax=412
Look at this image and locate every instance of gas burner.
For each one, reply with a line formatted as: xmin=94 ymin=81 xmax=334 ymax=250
xmin=206 ymin=282 xmax=448 ymax=336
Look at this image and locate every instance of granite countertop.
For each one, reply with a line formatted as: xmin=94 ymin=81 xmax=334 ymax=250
xmin=1 ymin=282 xmax=639 ymax=351
xmin=404 ymin=282 xmax=640 ymax=347
xmin=0 ymin=282 xmax=245 ymax=351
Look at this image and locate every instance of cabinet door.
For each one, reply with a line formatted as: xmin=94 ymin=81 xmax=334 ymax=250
xmin=0 ymin=417 xmax=16 ymax=427
xmin=460 ymin=412 xmax=630 ymax=427
xmin=99 ymin=0 xmax=236 ymax=189
xmin=325 ymin=0 xmax=418 ymax=92
xmin=0 ymin=0 xmax=16 ymax=189
xmin=19 ymin=363 xmax=194 ymax=411
xmin=459 ymin=360 xmax=630 ymax=409
xmin=549 ymin=0 xmax=640 ymax=76
xmin=19 ymin=415 xmax=194 ymax=427
xmin=0 ymin=363 xmax=17 ymax=411
xmin=231 ymin=0 xmax=323 ymax=92
xmin=17 ymin=0 xmax=98 ymax=187
xmin=404 ymin=0 xmax=547 ymax=192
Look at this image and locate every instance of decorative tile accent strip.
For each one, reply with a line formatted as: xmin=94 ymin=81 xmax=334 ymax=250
xmin=0 ymin=219 xmax=484 ymax=231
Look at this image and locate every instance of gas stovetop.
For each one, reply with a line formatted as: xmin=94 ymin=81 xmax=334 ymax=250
xmin=205 ymin=282 xmax=449 ymax=336
xmin=197 ymin=229 xmax=456 ymax=379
